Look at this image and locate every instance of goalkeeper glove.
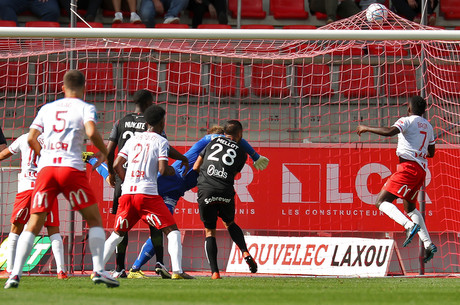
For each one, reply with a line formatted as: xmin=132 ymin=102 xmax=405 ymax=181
xmin=253 ymin=155 xmax=269 ymax=170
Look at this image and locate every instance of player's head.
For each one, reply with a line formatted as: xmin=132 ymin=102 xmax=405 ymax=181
xmin=133 ymin=89 xmax=154 ymax=113
xmin=63 ymin=70 xmax=85 ymax=97
xmin=207 ymin=125 xmax=224 ymax=135
xmin=144 ymin=105 xmax=166 ymax=132
xmin=224 ymin=120 xmax=243 ymax=142
xmin=409 ymin=96 xmax=427 ymax=116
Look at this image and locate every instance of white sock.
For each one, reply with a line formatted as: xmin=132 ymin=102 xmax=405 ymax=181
xmin=88 ymin=227 xmax=106 ymax=272
xmin=167 ymin=230 xmax=183 ymax=274
xmin=379 ymin=201 xmax=413 ymax=230
xmin=49 ymin=233 xmax=65 ymax=273
xmin=103 ymin=232 xmax=124 ymax=266
xmin=407 ymin=209 xmax=432 ymax=248
xmin=6 ymin=233 xmax=19 ymax=273
xmin=11 ymin=231 xmax=35 ymax=277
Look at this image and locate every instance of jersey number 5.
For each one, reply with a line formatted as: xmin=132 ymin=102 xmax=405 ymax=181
xmin=53 ymin=111 xmax=68 ymax=133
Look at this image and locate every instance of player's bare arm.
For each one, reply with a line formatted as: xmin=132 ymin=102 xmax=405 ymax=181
xmin=159 ymin=160 xmax=175 ymax=176
xmin=85 ymin=121 xmax=108 ymax=170
xmin=0 ymin=146 xmax=13 ymax=161
xmin=106 ymin=140 xmax=117 ymax=187
xmin=427 ymin=144 xmax=436 ymax=158
xmin=169 ymin=145 xmax=189 ymax=175
xmin=356 ymin=125 xmax=400 ymax=137
xmin=192 ymin=155 xmax=204 ymax=172
xmin=0 ymin=144 xmax=6 ymax=152
xmin=113 ymin=155 xmax=127 ymax=181
xmin=27 ymin=128 xmax=42 ymax=157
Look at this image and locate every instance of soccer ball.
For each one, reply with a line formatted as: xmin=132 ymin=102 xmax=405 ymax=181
xmin=366 ymin=3 xmax=388 ymax=24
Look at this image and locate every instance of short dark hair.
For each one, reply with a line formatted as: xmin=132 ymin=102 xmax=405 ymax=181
xmin=144 ymin=105 xmax=165 ymax=127
xmin=224 ymin=120 xmax=243 ymax=136
xmin=133 ymin=89 xmax=154 ymax=107
xmin=410 ymin=96 xmax=427 ymax=116
xmin=63 ymin=70 xmax=85 ymax=91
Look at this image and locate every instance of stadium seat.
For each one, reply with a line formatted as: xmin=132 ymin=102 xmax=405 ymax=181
xmin=339 ymin=64 xmax=376 ymax=98
xmin=77 ymin=62 xmax=116 ymax=93
xmin=197 ymin=24 xmax=232 ymax=29
xmin=0 ymin=21 xmax=20 ymax=55
xmin=166 ymin=62 xmax=205 ymax=95
xmin=385 ymin=64 xmax=419 ymax=97
xmin=0 ymin=60 xmax=29 ymax=93
xmin=75 ymin=22 xmax=104 ymax=28
xmin=123 ymin=61 xmax=161 ymax=94
xmin=155 ymin=24 xmax=189 ymax=29
xmin=367 ymin=44 xmax=408 ymax=56
xmin=441 ymin=1 xmax=460 ymax=20
xmin=72 ymin=22 xmax=108 ymax=51
xmin=24 ymin=21 xmax=63 ymax=51
xmin=240 ymin=24 xmax=275 ymax=30
xmin=332 ymin=45 xmax=364 ymax=56
xmin=111 ymin=23 xmax=146 ymax=29
xmin=228 ymin=0 xmax=266 ymax=19
xmin=282 ymin=25 xmax=317 ymax=30
xmin=210 ymin=63 xmax=249 ymax=97
xmin=251 ymin=64 xmax=290 ymax=97
xmin=270 ymin=0 xmax=308 ymax=19
xmin=296 ymin=64 xmax=334 ymax=96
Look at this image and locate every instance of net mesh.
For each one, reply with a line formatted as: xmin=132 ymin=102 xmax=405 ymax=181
xmin=0 ymin=9 xmax=459 ymax=276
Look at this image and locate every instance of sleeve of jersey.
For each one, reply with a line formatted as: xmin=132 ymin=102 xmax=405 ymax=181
xmin=159 ymin=139 xmax=169 ymax=161
xmin=392 ymin=117 xmax=406 ymax=133
xmin=240 ymin=138 xmax=260 ymax=161
xmin=30 ymin=108 xmax=44 ymax=133
xmin=117 ymin=138 xmax=131 ymax=159
xmin=108 ymin=121 xmax=119 ymax=143
xmin=83 ymin=104 xmax=97 ymax=124
xmin=7 ymin=136 xmax=22 ymax=155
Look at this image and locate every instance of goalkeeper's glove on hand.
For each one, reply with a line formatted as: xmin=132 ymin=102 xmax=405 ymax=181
xmin=253 ymin=155 xmax=269 ymax=170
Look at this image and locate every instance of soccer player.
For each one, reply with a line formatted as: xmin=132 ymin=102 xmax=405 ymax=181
xmin=127 ymin=125 xmax=269 ymax=278
xmin=356 ymin=96 xmax=437 ymax=263
xmin=102 ymin=105 xmax=194 ymax=280
xmin=0 ymin=134 xmax=67 ymax=279
xmin=104 ymin=89 xmax=188 ymax=278
xmin=193 ymin=120 xmax=258 ymax=279
xmin=4 ymin=70 xmax=119 ymax=289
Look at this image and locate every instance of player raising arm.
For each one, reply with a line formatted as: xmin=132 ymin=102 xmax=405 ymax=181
xmin=4 ymin=70 xmax=119 ymax=289
xmin=0 ymin=134 xmax=67 ymax=279
xmin=102 ymin=105 xmax=194 ymax=280
xmin=356 ymin=96 xmax=437 ymax=263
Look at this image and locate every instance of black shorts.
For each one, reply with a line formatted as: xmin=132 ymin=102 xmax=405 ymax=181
xmin=197 ymin=189 xmax=235 ymax=229
xmin=112 ymin=175 xmax=123 ymax=215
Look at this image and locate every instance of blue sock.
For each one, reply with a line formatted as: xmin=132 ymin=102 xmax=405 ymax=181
xmin=131 ymin=238 xmax=155 ymax=271
xmin=88 ymin=158 xmax=109 ymax=180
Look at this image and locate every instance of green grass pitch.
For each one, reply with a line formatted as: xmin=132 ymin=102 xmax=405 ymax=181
xmin=2 ymin=276 xmax=459 ymax=305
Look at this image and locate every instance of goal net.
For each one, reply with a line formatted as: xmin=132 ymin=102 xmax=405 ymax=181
xmin=0 ymin=9 xmax=459 ymax=277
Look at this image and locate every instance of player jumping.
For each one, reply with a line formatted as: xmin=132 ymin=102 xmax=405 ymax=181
xmin=356 ymin=96 xmax=437 ymax=263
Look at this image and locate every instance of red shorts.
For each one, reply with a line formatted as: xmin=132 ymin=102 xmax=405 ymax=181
xmin=383 ymin=161 xmax=426 ymax=203
xmin=11 ymin=190 xmax=60 ymax=227
xmin=31 ymin=166 xmax=98 ymax=214
xmin=115 ymin=194 xmax=176 ymax=232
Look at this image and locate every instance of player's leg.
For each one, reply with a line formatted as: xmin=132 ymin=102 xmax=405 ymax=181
xmin=112 ymin=177 xmax=128 ymax=278
xmin=103 ymin=231 xmax=125 ymax=266
xmin=161 ymin=224 xmax=193 ymax=279
xmin=4 ymin=212 xmax=47 ymax=289
xmin=404 ymin=200 xmax=437 ymax=263
xmin=198 ymin=192 xmax=221 ymax=278
xmin=45 ymin=200 xmax=67 ymax=278
xmin=46 ymin=225 xmax=67 ymax=278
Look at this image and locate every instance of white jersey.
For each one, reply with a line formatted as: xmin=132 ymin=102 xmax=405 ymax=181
xmin=393 ymin=115 xmax=435 ymax=170
xmin=30 ymin=97 xmax=97 ymax=171
xmin=118 ymin=131 xmax=169 ymax=196
xmin=8 ymin=134 xmax=44 ymax=193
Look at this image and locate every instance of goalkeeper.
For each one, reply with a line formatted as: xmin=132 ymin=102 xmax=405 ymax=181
xmin=84 ymin=126 xmax=269 ymax=278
